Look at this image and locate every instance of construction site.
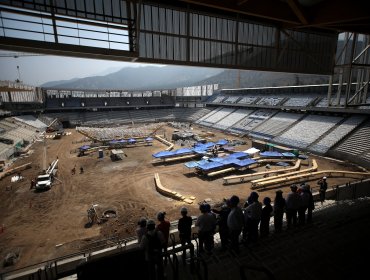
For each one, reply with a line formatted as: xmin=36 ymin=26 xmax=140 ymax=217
xmin=0 ymin=121 xmax=368 ymax=273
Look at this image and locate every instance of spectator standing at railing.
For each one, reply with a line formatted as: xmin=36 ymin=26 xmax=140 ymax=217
xmin=298 ymin=183 xmax=311 ymax=225
xmin=260 ymin=197 xmax=273 ymax=238
xmin=136 ymin=217 xmax=147 ymax=243
xmin=318 ymin=177 xmax=328 ymax=205
xmin=196 ymin=203 xmax=217 ymax=254
xmin=305 ymin=184 xmax=315 ymax=223
xmin=178 ymin=207 xmax=193 ymax=260
xmin=140 ymin=219 xmax=165 ymax=280
xmin=156 ymin=211 xmax=170 ymax=264
xmin=243 ymin=192 xmax=262 ymax=245
xmin=227 ymin=195 xmax=244 ymax=253
xmin=212 ymin=199 xmax=231 ymax=251
xmin=273 ymin=190 xmax=286 ymax=233
xmin=285 ymin=185 xmax=301 ymax=229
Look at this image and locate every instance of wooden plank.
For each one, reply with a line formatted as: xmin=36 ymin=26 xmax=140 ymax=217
xmin=0 ymin=162 xmax=32 ymax=180
xmin=223 ymin=160 xmax=301 ymax=184
xmin=251 ymin=159 xmax=317 ymax=185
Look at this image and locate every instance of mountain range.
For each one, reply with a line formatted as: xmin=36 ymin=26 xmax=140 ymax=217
xmin=42 ymin=65 xmax=329 ymax=90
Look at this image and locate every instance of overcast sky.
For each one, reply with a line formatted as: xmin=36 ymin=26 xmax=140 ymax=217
xmin=0 ymin=50 xmax=163 ymax=86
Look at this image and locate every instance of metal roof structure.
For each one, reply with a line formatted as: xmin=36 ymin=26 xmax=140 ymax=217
xmin=174 ymin=0 xmax=370 ymax=35
xmin=0 ymin=0 xmax=368 ymax=76
xmin=0 ymin=0 xmax=369 ymax=105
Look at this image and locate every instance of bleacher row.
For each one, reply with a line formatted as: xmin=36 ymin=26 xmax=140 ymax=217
xmin=77 ymin=123 xmax=162 ymax=140
xmin=208 ymin=92 xmax=370 ymax=109
xmin=0 ymin=116 xmax=47 ymax=160
xmin=43 ymin=106 xmax=370 ymax=165
xmin=44 ymin=108 xmax=212 ymax=126
xmin=195 ymin=106 xmax=370 ymax=165
xmin=46 ymin=96 xmax=175 ymax=109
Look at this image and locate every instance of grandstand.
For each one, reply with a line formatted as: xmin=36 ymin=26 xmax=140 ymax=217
xmin=0 ymin=82 xmax=369 ymax=168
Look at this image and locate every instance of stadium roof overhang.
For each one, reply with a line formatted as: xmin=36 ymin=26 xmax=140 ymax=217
xmin=172 ymin=0 xmax=370 ymax=35
xmin=0 ymin=0 xmax=369 ymax=76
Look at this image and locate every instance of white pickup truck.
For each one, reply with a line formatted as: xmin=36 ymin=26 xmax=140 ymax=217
xmin=35 ymin=173 xmax=53 ymax=190
xmin=35 ymin=159 xmax=58 ymax=191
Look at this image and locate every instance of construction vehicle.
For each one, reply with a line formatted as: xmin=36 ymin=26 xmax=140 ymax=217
xmin=35 ymin=159 xmax=58 ymax=190
xmin=87 ymin=204 xmax=100 ymax=225
xmin=110 ymin=149 xmax=126 ymax=161
xmin=87 ymin=204 xmax=116 ymax=225
xmin=53 ymin=130 xmax=64 ymax=139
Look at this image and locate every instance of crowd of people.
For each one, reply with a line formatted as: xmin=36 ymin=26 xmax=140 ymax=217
xmin=135 ymin=177 xmax=326 ymax=279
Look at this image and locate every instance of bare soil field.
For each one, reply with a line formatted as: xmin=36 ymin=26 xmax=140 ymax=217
xmin=0 ymin=123 xmax=367 ymax=272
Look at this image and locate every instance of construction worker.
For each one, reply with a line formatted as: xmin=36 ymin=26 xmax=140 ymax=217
xmin=71 ymin=167 xmax=76 ymax=175
xmin=80 ymin=167 xmax=84 ymax=174
xmin=30 ymin=179 xmax=35 ymax=190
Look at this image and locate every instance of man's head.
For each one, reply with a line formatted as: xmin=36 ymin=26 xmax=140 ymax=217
xmin=290 ymin=184 xmax=298 ymax=192
xmin=138 ymin=217 xmax=147 ymax=227
xmin=199 ymin=203 xmax=210 ymax=213
xmin=157 ymin=211 xmax=166 ymax=221
xmin=146 ymin=219 xmax=156 ymax=231
xmin=229 ymin=195 xmax=240 ymax=207
xmin=249 ymin=192 xmax=259 ymax=202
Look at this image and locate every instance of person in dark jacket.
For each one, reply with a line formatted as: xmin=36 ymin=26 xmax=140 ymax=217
xmin=140 ymin=219 xmax=165 ymax=280
xmin=305 ymin=184 xmax=315 ymax=222
xmin=273 ymin=190 xmax=286 ymax=233
xmin=318 ymin=177 xmax=328 ymax=205
xmin=260 ymin=197 xmax=273 ymax=237
xmin=212 ymin=199 xmax=231 ymax=250
xmin=178 ymin=207 xmax=193 ymax=261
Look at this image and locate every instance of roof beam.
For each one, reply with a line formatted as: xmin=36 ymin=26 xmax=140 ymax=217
xmin=179 ymin=0 xmax=301 ymax=25
xmin=286 ymin=0 xmax=308 ymax=25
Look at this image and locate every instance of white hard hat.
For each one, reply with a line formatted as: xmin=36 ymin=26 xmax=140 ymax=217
xmin=323 ymin=176 xmax=327 ymax=179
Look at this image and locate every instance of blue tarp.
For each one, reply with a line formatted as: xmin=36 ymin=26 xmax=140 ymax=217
xmin=197 ymin=159 xmax=211 ymax=165
xmin=228 ymin=152 xmax=249 ymax=159
xmin=196 ymin=161 xmax=224 ymax=171
xmin=260 ymin=151 xmax=283 ymax=157
xmin=79 ymin=145 xmax=90 ymax=150
xmin=117 ymin=139 xmax=127 ymax=143
xmin=174 ymin=148 xmax=193 ymax=155
xmin=184 ymin=161 xmax=199 ymax=168
xmin=298 ymin=154 xmax=309 ymax=160
xmin=216 ymin=139 xmax=228 ymax=145
xmin=145 ymin=137 xmax=153 ymax=141
xmin=217 ymin=158 xmax=240 ymax=165
xmin=282 ymin=152 xmax=296 ymax=158
xmin=128 ymin=138 xmax=136 ymax=143
xmin=154 ymin=141 xmax=231 ymax=159
xmin=276 ymin=161 xmax=290 ymax=167
xmin=209 ymin=157 xmax=225 ymax=162
xmin=194 ymin=142 xmax=215 ymax=149
xmin=109 ymin=140 xmax=119 ymax=144
xmin=193 ymin=149 xmax=208 ymax=154
xmin=152 ymin=151 xmax=174 ymax=158
xmin=233 ymin=158 xmax=257 ymax=167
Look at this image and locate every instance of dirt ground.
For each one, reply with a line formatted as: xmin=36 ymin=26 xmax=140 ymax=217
xmin=0 ymin=123 xmax=367 ymax=272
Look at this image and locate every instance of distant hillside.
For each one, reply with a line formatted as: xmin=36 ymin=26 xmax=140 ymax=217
xmin=42 ymin=78 xmax=80 ymax=88
xmin=42 ymin=64 xmax=331 ymax=90
xmin=196 ymin=69 xmax=329 ymax=89
xmin=41 ymin=65 xmax=223 ymax=90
